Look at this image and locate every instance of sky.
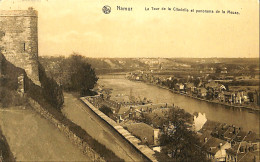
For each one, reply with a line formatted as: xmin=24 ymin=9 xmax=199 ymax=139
xmin=0 ymin=0 xmax=259 ymax=58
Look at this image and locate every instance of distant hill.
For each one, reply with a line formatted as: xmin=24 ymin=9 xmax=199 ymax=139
xmin=39 ymin=56 xmax=259 ymax=75
xmin=39 ymin=56 xmax=151 ymax=75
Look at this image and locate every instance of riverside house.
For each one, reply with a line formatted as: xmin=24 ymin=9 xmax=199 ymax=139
xmin=201 ymin=136 xmax=231 ymax=161
xmin=226 ymin=142 xmax=259 ymax=162
xmin=184 ymin=82 xmax=196 ymax=94
xmin=174 ymin=83 xmax=184 ymax=91
xmin=197 ymin=87 xmax=207 ymax=98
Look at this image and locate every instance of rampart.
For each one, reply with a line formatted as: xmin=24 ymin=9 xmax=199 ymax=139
xmin=28 ymin=98 xmax=105 ymax=162
xmin=0 ymin=8 xmax=40 ymax=85
xmin=80 ymin=96 xmax=158 ymax=162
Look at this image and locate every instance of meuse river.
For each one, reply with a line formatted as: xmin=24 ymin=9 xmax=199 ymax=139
xmin=98 ymin=75 xmax=259 ymax=133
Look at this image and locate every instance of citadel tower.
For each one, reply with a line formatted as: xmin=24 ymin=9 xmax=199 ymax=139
xmin=0 ymin=7 xmax=40 ymax=85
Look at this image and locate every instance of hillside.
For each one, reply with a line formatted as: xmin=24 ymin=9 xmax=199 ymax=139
xmin=39 ymin=56 xmax=259 ymax=78
xmin=0 ymin=53 xmax=28 ymax=107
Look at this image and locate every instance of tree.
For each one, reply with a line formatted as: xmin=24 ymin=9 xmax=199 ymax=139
xmin=38 ymin=62 xmax=64 ymax=110
xmin=67 ymin=54 xmax=98 ymax=96
xmin=171 ymin=79 xmax=178 ymax=89
xmin=194 ymin=78 xmax=201 ymax=87
xmin=248 ymin=64 xmax=257 ymax=77
xmin=247 ymin=92 xmax=254 ymax=102
xmin=248 ymin=64 xmax=257 ymax=73
xmin=215 ymin=66 xmax=222 ymax=74
xmin=159 ymin=109 xmax=208 ymax=162
xmin=99 ymin=105 xmax=113 ymax=117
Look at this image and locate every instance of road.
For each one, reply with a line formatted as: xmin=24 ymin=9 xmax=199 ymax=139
xmin=62 ymin=93 xmax=146 ymax=162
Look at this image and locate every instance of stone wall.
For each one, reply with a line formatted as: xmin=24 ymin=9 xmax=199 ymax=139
xmin=81 ymin=97 xmax=158 ymax=162
xmin=0 ymin=8 xmax=39 ymax=85
xmin=28 ymin=98 xmax=105 ymax=162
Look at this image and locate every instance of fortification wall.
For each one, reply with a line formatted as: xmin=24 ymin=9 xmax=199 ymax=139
xmin=0 ymin=8 xmax=39 ymax=85
xmin=81 ymin=97 xmax=158 ymax=162
xmin=28 ymin=98 xmax=105 ymax=162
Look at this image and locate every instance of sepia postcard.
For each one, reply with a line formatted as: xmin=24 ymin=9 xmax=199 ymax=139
xmin=0 ymin=0 xmax=259 ymax=161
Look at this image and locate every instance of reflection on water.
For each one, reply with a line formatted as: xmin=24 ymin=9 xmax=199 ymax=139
xmin=98 ymin=77 xmax=259 ymax=133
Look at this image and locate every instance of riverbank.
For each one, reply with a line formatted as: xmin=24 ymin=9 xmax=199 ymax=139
xmin=99 ymin=77 xmax=259 ymax=132
xmin=130 ymin=79 xmax=260 ymax=113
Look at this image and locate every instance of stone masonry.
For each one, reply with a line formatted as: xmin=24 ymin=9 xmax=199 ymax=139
xmin=0 ymin=7 xmax=40 ymax=85
xmin=28 ymin=98 xmax=105 ymax=162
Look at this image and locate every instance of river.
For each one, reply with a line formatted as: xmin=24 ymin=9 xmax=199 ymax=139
xmin=98 ymin=75 xmax=259 ymax=133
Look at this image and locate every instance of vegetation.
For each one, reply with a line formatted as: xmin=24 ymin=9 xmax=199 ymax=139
xmin=0 ymin=51 xmax=119 ymax=161
xmin=99 ymin=105 xmax=113 ymax=117
xmin=39 ymin=56 xmax=150 ymax=75
xmin=32 ymin=96 xmax=123 ymax=162
xmin=0 ymin=51 xmax=119 ymax=160
xmin=0 ymin=128 xmax=15 ymax=162
xmin=0 ymin=88 xmax=28 ymax=108
xmin=39 ymin=54 xmax=98 ymax=96
xmin=0 ymin=53 xmax=28 ymax=107
xmin=38 ymin=62 xmax=64 ymax=110
xmin=0 ymin=50 xmax=121 ymax=161
xmin=157 ymin=109 xmax=208 ymax=162
xmin=66 ymin=54 xmax=98 ymax=96
xmin=136 ymin=107 xmax=207 ymax=161
xmin=0 ymin=53 xmax=64 ymax=110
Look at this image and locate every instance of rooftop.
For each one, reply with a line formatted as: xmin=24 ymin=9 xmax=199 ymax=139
xmin=198 ymin=130 xmax=212 ymax=145
xmin=125 ymin=122 xmax=155 ymax=145
xmin=203 ymin=137 xmax=227 ymax=155
xmin=233 ymin=130 xmax=248 ymax=143
xmin=244 ymin=132 xmax=259 ymax=143
xmin=199 ymin=120 xmax=222 ymax=133
xmin=223 ymin=126 xmax=238 ymax=141
xmin=238 ymin=151 xmax=260 ymax=162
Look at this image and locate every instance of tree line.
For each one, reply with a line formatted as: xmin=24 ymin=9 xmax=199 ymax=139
xmin=40 ymin=53 xmax=98 ymax=97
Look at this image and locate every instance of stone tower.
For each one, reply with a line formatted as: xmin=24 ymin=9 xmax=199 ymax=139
xmin=0 ymin=7 xmax=40 ymax=85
